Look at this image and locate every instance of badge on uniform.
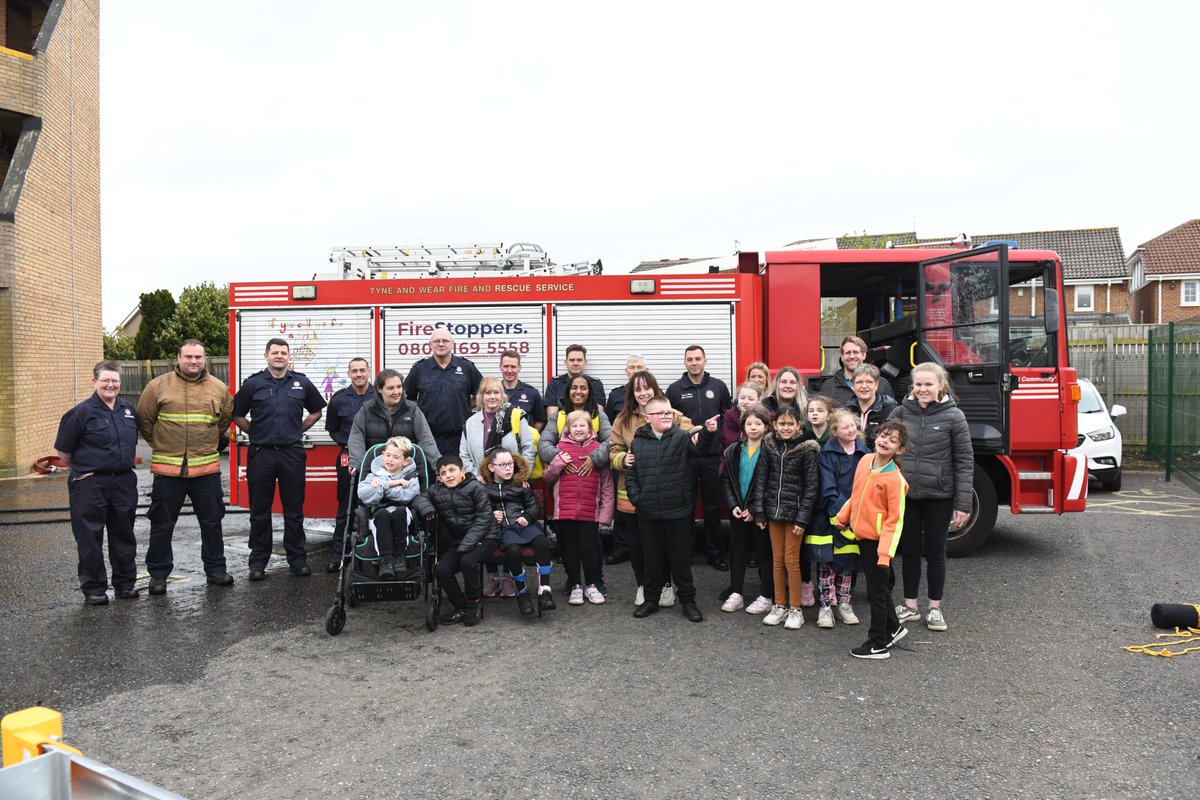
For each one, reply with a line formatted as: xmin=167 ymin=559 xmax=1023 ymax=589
xmin=706 ymin=390 xmax=715 ymax=399
xmin=340 ymin=452 xmax=349 ymax=467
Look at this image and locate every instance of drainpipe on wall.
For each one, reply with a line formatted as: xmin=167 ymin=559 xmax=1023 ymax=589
xmin=1157 ymin=278 xmax=1163 ymax=325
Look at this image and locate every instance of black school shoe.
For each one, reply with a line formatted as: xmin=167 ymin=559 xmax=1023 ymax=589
xmin=463 ymin=601 xmax=482 ymax=627
xmin=538 ymin=591 xmax=557 ymax=611
xmin=289 ymin=561 xmax=312 ymax=577
xmin=440 ymin=607 xmax=468 ymax=625
xmin=517 ymin=593 xmax=535 ymax=616
xmin=681 ymin=601 xmax=704 ymax=623
xmin=633 ymin=601 xmax=659 ymax=618
xmin=851 ymin=641 xmax=891 ymax=660
xmin=115 ymin=586 xmax=140 ymax=600
xmin=84 ymin=593 xmax=109 ymax=606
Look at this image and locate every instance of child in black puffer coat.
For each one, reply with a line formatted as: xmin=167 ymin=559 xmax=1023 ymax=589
xmin=480 ymin=449 xmax=555 ymax=616
xmin=749 ymin=407 xmax=819 ymax=631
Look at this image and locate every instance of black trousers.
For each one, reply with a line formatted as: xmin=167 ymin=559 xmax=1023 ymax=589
xmin=624 ymin=510 xmax=670 ymax=588
xmin=69 ymin=471 xmax=138 ymax=594
xmin=371 ymin=505 xmax=410 ymax=556
xmin=729 ymin=516 xmax=773 ymax=598
xmin=247 ymin=446 xmax=308 ymax=568
xmin=639 ymin=516 xmax=695 ymax=603
xmin=691 ymin=456 xmax=726 ymax=559
xmin=899 ymin=497 xmax=953 ymax=602
xmin=433 ymin=435 xmax=459 ymax=464
xmin=861 ymin=538 xmax=899 ymax=648
xmin=436 ymin=539 xmax=488 ymax=609
xmin=332 ymin=448 xmax=352 ymax=557
xmin=146 ymin=472 xmax=226 ymax=578
xmin=501 ymin=534 xmax=552 ymax=575
xmin=558 ymin=520 xmax=599 ymax=588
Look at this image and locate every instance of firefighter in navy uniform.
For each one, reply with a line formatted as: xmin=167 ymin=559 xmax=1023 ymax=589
xmin=323 ymin=357 xmax=375 ymax=572
xmin=232 ymin=337 xmax=326 ymax=580
xmin=54 ymin=361 xmax=141 ymax=606
xmin=665 ymin=345 xmax=733 ymax=571
xmin=403 ymin=328 xmax=482 ymax=458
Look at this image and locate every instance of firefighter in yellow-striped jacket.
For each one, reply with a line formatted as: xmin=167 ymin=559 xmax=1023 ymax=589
xmin=137 ymin=338 xmax=235 ymax=595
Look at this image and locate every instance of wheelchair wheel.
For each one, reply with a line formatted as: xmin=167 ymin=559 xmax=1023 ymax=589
xmin=325 ymin=605 xmax=346 ymax=636
xmin=425 ymin=601 xmax=438 ymax=632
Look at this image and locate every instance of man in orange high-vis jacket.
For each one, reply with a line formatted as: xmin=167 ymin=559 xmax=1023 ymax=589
xmin=138 ymin=338 xmax=235 ymax=595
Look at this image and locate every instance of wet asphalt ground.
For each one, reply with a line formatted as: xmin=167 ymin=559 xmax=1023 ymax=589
xmin=1 ymin=460 xmax=1198 ymax=799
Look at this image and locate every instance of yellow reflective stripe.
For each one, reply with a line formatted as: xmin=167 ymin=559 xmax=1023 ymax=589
xmin=834 ymin=543 xmax=861 ymax=555
xmin=805 ymin=535 xmax=834 ymax=545
xmin=152 ymin=453 xmax=219 ymax=466
xmin=159 ymin=413 xmax=218 ymax=424
xmin=152 ymin=454 xmax=185 ymax=465
xmin=189 ymin=453 xmax=219 ymax=466
xmin=876 ymin=512 xmax=883 ymax=535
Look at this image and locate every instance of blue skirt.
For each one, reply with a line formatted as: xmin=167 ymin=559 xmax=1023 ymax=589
xmin=500 ymin=522 xmax=544 ymax=548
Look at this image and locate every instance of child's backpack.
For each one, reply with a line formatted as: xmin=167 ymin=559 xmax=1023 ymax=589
xmin=511 ymin=407 xmax=543 ymax=480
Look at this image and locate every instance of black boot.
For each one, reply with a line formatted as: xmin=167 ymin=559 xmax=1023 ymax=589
xmin=378 ymin=555 xmax=395 ymax=581
xmin=517 ymin=592 xmax=535 ymax=616
xmin=464 ymin=600 xmax=483 ymax=627
xmin=538 ymin=590 xmax=557 ymax=612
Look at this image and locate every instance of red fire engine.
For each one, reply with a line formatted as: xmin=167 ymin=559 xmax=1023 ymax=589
xmin=228 ymin=242 xmax=1085 ymax=555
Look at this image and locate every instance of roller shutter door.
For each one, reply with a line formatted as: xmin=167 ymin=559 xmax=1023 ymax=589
xmin=381 ymin=304 xmax=546 ymax=386
xmin=553 ymin=302 xmax=736 ymax=399
xmin=236 ymin=307 xmax=374 ymax=445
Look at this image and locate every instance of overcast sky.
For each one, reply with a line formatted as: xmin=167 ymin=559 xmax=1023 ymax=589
xmin=99 ymin=1 xmax=1199 ymax=328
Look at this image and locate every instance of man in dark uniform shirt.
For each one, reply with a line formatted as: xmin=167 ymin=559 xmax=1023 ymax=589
xmin=665 ymin=345 xmax=733 ymax=571
xmin=54 ymin=361 xmax=141 ymax=605
xmin=545 ymin=343 xmax=605 ymax=420
xmin=604 ymin=353 xmax=647 ymax=424
xmin=233 ymin=338 xmax=326 ymax=580
xmin=818 ymin=335 xmax=895 ymax=405
xmin=403 ymin=328 xmax=483 ymax=458
xmin=323 ymin=356 xmax=374 ymax=572
xmin=499 ymin=349 xmax=547 ymax=431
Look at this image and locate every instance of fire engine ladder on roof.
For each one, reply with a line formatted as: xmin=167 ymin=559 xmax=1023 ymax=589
xmin=328 ymin=244 xmax=602 ymax=279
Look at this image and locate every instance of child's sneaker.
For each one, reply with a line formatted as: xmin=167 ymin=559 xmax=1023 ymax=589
xmin=568 ymin=586 xmax=585 ymax=606
xmin=800 ymin=582 xmax=816 ymax=608
xmin=482 ymin=576 xmax=501 ymax=597
xmin=584 ymin=585 xmax=606 ymax=605
xmin=926 ymin=608 xmax=948 ymax=631
xmin=745 ymin=595 xmax=773 ymax=615
xmin=538 ymin=588 xmax=557 ymax=612
xmin=659 ymin=584 xmax=676 ymax=608
xmin=889 ymin=625 xmax=908 ymax=647
xmin=763 ymin=605 xmax=788 ymax=626
xmin=783 ymin=608 xmax=804 ymax=630
xmin=851 ymin=641 xmax=890 ymax=660
xmin=896 ymin=604 xmax=921 ymax=623
xmin=721 ymin=592 xmax=745 ymax=613
xmin=817 ymin=606 xmax=834 ymax=628
xmin=500 ymin=576 xmax=517 ymax=598
xmin=635 ymin=585 xmax=645 ymax=606
xmin=837 ymin=603 xmax=860 ymax=625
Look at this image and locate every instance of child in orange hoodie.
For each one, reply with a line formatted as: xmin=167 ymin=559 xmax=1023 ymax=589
xmin=836 ymin=419 xmax=909 ymax=660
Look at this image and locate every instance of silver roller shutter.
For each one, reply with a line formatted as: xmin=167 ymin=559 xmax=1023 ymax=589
xmin=553 ymin=302 xmax=736 ymax=400
xmin=381 ymin=304 xmax=546 ymax=386
xmin=236 ymin=307 xmax=374 ymax=445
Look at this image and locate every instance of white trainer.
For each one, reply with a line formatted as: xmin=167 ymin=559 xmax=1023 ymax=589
xmin=584 ymin=585 xmax=606 ymax=605
xmin=837 ymin=603 xmax=860 ymax=625
xmin=783 ymin=608 xmax=804 ymax=630
xmin=762 ymin=605 xmax=788 ymax=626
xmin=745 ymin=595 xmax=773 ymax=615
xmin=659 ymin=584 xmax=676 ymax=608
xmin=926 ymin=608 xmax=948 ymax=631
xmin=817 ymin=606 xmax=834 ymax=628
xmin=721 ymin=592 xmax=745 ymax=613
xmin=568 ymin=586 xmax=584 ymax=606
xmin=635 ymin=585 xmax=645 ymax=606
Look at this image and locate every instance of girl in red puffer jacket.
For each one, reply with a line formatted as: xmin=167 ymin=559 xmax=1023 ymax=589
xmin=542 ymin=410 xmax=615 ymax=606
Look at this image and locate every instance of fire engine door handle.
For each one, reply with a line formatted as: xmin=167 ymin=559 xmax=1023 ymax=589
xmin=967 ymin=370 xmax=986 ymax=383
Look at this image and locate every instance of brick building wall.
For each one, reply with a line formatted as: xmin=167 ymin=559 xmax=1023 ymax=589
xmin=1129 ymin=281 xmax=1200 ymax=325
xmin=0 ymin=0 xmax=100 ymax=476
xmin=1006 ymin=281 xmax=1130 ymax=319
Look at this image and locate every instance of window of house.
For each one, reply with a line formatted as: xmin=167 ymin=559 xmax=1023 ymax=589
xmin=1183 ymin=281 xmax=1199 ymax=307
xmin=1074 ymin=284 xmax=1094 ymax=312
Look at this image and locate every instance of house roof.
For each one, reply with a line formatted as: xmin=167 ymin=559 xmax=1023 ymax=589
xmin=788 ymin=227 xmax=1126 ymax=281
xmin=967 ymin=228 xmax=1126 ymax=280
xmin=631 ymin=257 xmax=718 ymax=274
xmin=1133 ymin=219 xmax=1200 ymax=275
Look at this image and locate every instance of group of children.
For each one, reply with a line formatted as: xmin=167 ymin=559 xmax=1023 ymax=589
xmin=352 ymin=363 xmax=957 ymax=661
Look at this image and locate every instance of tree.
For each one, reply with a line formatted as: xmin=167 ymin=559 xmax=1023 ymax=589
xmin=103 ymin=328 xmax=136 ymax=360
xmin=134 ymin=289 xmax=176 ymax=360
xmin=154 ymin=282 xmax=230 ymax=356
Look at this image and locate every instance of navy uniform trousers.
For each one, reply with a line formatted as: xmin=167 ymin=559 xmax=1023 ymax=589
xmin=246 ymin=446 xmax=308 ymax=567
xmin=69 ymin=471 xmax=138 ymax=594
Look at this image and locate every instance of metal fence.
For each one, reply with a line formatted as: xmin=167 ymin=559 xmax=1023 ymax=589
xmin=1067 ymin=325 xmax=1151 ymax=447
xmin=116 ymin=358 xmax=230 ymax=405
xmin=1145 ymin=321 xmax=1200 ymax=488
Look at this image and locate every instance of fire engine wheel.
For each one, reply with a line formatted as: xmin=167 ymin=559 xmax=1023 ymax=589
xmin=947 ymin=465 xmax=998 ymax=558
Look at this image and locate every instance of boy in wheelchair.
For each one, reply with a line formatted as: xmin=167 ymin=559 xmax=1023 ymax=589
xmin=356 ymin=436 xmax=421 ymax=581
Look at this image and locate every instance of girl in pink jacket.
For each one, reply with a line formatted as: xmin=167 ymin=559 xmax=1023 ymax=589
xmin=543 ymin=410 xmax=615 ymax=606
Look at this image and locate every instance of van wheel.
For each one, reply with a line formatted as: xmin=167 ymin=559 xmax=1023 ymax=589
xmin=947 ymin=465 xmax=998 ymax=558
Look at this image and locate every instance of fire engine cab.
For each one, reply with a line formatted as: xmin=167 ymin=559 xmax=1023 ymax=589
xmin=228 ymin=241 xmax=1085 ymax=556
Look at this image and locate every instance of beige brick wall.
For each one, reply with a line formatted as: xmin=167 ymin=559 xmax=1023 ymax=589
xmin=0 ymin=0 xmax=100 ymax=476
